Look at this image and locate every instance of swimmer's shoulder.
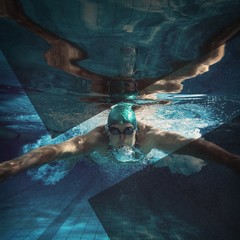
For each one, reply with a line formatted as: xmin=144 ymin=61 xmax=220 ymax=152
xmin=137 ymin=122 xmax=155 ymax=135
xmin=83 ymin=125 xmax=107 ymax=140
xmin=136 ymin=122 xmax=156 ymax=153
xmin=65 ymin=126 xmax=108 ymax=155
xmin=84 ymin=125 xmax=109 ymax=149
xmin=68 ymin=125 xmax=107 ymax=154
xmin=137 ymin=122 xmax=155 ymax=144
xmin=137 ymin=121 xmax=165 ymax=144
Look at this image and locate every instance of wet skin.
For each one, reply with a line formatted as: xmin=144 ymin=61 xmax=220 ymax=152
xmin=1 ymin=121 xmax=240 ymax=182
xmin=108 ymin=123 xmax=137 ymax=149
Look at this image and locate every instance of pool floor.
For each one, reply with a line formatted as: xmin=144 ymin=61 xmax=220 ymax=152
xmin=0 ymin=163 xmax=110 ymax=240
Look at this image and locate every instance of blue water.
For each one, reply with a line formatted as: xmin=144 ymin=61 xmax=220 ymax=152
xmin=1 ymin=44 xmax=240 ymax=238
xmin=1 ymin=1 xmax=240 ymax=239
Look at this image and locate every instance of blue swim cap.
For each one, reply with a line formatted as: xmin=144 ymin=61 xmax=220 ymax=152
xmin=108 ymin=103 xmax=137 ymax=129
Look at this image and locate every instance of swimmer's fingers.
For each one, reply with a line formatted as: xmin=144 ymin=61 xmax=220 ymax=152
xmin=231 ymin=156 xmax=240 ymax=174
xmin=0 ymin=172 xmax=8 ymax=182
xmin=0 ymin=160 xmax=20 ymax=182
xmin=221 ymin=155 xmax=240 ymax=174
xmin=0 ymin=163 xmax=10 ymax=182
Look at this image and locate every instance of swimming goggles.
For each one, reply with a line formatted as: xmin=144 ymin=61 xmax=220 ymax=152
xmin=108 ymin=126 xmax=135 ymax=135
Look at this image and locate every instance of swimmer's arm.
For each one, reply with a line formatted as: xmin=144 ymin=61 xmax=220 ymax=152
xmin=0 ymin=134 xmax=95 ymax=181
xmin=153 ymin=131 xmax=240 ymax=171
xmin=175 ymin=138 xmax=240 ymax=171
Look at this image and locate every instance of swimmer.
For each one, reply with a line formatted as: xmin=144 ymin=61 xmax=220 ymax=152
xmin=0 ymin=103 xmax=240 ymax=182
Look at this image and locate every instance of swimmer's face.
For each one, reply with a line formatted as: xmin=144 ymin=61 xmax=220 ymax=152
xmin=108 ymin=123 xmax=137 ymax=149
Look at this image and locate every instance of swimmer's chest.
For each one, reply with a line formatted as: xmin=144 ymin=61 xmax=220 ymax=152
xmin=90 ymin=146 xmax=147 ymax=165
xmin=89 ymin=150 xmax=115 ymax=164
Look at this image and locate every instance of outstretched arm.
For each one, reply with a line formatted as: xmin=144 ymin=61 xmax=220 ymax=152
xmin=148 ymin=129 xmax=240 ymax=172
xmin=0 ymin=131 xmax=98 ymax=182
xmin=175 ymin=138 xmax=240 ymax=171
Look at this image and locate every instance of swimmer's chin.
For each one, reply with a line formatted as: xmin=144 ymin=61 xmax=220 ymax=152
xmin=114 ymin=145 xmax=132 ymax=149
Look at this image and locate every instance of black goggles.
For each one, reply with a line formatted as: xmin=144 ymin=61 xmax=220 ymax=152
xmin=108 ymin=126 xmax=135 ymax=135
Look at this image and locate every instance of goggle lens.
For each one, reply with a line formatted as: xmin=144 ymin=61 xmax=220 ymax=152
xmin=109 ymin=126 xmax=135 ymax=135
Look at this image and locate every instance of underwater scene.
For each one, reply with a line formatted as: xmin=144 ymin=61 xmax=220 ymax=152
xmin=0 ymin=0 xmax=240 ymax=239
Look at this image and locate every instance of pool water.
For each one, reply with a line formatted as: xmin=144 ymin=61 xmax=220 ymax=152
xmin=1 ymin=1 xmax=240 ymax=239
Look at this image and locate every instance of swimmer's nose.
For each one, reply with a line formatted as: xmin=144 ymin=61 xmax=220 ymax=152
xmin=119 ymin=134 xmax=126 ymax=143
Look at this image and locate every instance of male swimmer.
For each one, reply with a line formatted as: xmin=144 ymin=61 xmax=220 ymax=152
xmin=0 ymin=103 xmax=240 ymax=181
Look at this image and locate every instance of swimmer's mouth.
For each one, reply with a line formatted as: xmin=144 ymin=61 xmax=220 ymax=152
xmin=116 ymin=144 xmax=131 ymax=149
xmin=117 ymin=144 xmax=125 ymax=148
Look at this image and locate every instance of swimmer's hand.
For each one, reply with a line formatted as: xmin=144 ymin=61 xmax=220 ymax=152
xmin=0 ymin=159 xmax=22 ymax=182
xmin=175 ymin=139 xmax=240 ymax=173
xmin=230 ymin=156 xmax=240 ymax=174
xmin=0 ymin=161 xmax=16 ymax=182
xmin=0 ymin=143 xmax=77 ymax=182
xmin=0 ymin=156 xmax=31 ymax=182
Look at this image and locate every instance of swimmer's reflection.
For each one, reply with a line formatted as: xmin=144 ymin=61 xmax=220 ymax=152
xmin=1 ymin=0 xmax=240 ymax=103
xmin=1 ymin=103 xmax=240 ymax=181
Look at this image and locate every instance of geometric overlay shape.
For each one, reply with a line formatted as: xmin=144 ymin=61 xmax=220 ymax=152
xmin=89 ymin=116 xmax=240 ymax=240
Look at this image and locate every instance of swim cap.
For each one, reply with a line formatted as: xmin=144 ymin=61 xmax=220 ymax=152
xmin=108 ymin=103 xmax=137 ymax=129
